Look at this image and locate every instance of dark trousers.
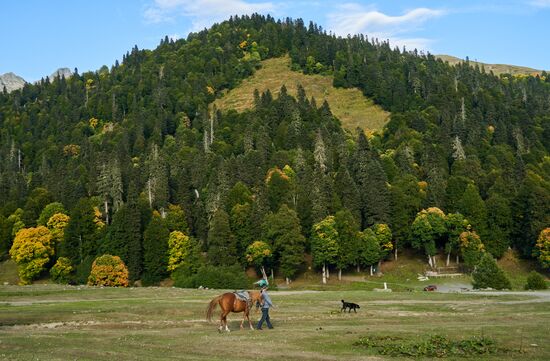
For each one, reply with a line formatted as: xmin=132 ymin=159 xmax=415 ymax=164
xmin=257 ymin=308 xmax=273 ymax=329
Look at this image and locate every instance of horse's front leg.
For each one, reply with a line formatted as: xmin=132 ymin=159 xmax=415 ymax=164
xmin=246 ymin=310 xmax=254 ymax=330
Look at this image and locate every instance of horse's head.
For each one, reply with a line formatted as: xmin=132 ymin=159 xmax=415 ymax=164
xmin=250 ymin=290 xmax=264 ymax=308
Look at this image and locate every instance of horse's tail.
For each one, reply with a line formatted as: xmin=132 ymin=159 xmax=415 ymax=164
xmin=206 ymin=295 xmax=223 ymax=322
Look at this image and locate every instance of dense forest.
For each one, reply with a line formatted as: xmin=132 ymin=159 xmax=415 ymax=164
xmin=1 ymin=14 xmax=549 ymax=286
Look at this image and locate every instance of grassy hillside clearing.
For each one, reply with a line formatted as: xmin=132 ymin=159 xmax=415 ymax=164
xmin=0 ymin=285 xmax=549 ymax=360
xmin=212 ymin=56 xmax=390 ymax=132
xmin=436 ymin=54 xmax=544 ymax=76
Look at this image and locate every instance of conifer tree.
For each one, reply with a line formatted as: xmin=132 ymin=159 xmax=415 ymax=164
xmin=334 ymin=209 xmax=360 ymax=279
xmin=61 ymin=199 xmax=99 ymax=266
xmin=458 ymin=183 xmax=488 ymax=239
xmin=207 ymin=209 xmax=237 ymax=266
xmin=485 ymin=193 xmax=512 ymax=258
xmin=262 ymin=204 xmax=305 ymax=283
xmin=230 ymin=203 xmax=254 ymax=264
xmin=142 ymin=212 xmax=170 ymax=285
xmin=390 ymin=175 xmax=422 ymax=259
xmin=102 ymin=182 xmax=142 ymax=281
xmin=363 ymin=158 xmax=391 ymax=226
xmin=472 ymin=253 xmax=511 ymax=290
xmin=334 ymin=165 xmax=361 ymax=223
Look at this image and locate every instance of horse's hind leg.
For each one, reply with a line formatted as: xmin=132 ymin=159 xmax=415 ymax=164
xmin=222 ymin=311 xmax=230 ymax=332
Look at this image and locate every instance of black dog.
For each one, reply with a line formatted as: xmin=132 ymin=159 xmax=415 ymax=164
xmin=341 ymin=299 xmax=360 ymax=313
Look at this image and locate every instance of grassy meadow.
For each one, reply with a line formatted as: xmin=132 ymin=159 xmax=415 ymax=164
xmin=212 ymin=56 xmax=390 ymax=132
xmin=1 ymin=284 xmax=549 ymax=361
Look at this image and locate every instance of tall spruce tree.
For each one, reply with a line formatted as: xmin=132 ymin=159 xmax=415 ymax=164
xmin=207 ymin=209 xmax=237 ymax=266
xmin=334 ymin=209 xmax=360 ymax=279
xmin=142 ymin=212 xmax=170 ymax=285
xmin=334 ymin=165 xmax=361 ymax=223
xmin=363 ymin=158 xmax=391 ymax=226
xmin=485 ymin=192 xmax=512 ymax=258
xmin=61 ymin=199 xmax=99 ymax=266
xmin=102 ymin=182 xmax=143 ymax=281
xmin=458 ymin=183 xmax=488 ymax=239
xmin=262 ymin=204 xmax=305 ymax=283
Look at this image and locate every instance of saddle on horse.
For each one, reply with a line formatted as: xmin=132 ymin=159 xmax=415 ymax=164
xmin=234 ymin=291 xmax=252 ymax=310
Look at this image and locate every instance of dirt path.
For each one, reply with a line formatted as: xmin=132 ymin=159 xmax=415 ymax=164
xmin=469 ymin=290 xmax=550 ymax=304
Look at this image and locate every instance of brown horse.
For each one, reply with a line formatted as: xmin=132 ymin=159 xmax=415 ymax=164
xmin=206 ymin=291 xmax=263 ymax=332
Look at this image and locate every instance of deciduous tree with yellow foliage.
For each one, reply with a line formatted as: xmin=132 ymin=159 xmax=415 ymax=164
xmin=87 ymin=254 xmax=129 ymax=287
xmin=47 ymin=213 xmax=70 ymax=245
xmin=534 ymin=228 xmax=550 ymax=269
xmin=167 ymin=230 xmax=201 ymax=273
xmin=9 ymin=226 xmax=54 ymax=284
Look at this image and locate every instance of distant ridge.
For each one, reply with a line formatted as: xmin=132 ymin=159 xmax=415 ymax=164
xmin=49 ymin=67 xmax=73 ymax=80
xmin=0 ymin=68 xmax=73 ymax=93
xmin=0 ymin=72 xmax=26 ymax=92
xmin=436 ymin=55 xmax=543 ymax=76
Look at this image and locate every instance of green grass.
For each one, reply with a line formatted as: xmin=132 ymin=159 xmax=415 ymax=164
xmin=1 ymin=285 xmax=548 ymax=360
xmin=213 ymin=55 xmax=390 ymax=132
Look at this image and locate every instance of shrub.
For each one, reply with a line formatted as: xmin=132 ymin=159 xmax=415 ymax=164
xmin=172 ymin=264 xmax=249 ymax=289
xmin=524 ymin=271 xmax=548 ymax=290
xmin=88 ymin=254 xmax=129 ymax=287
xmin=50 ymin=257 xmax=73 ymax=284
xmin=471 ymin=253 xmax=511 ymax=290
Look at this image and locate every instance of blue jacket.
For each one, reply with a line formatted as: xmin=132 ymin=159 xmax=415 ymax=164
xmin=261 ymin=290 xmax=274 ymax=309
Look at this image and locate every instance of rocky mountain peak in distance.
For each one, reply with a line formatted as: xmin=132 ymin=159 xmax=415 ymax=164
xmin=0 ymin=72 xmax=26 ymax=93
xmin=49 ymin=67 xmax=73 ymax=80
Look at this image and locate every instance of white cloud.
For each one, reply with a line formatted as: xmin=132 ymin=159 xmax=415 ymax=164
xmin=530 ymin=0 xmax=550 ymax=7
xmin=144 ymin=0 xmax=276 ymax=29
xmin=327 ymin=3 xmax=446 ymax=51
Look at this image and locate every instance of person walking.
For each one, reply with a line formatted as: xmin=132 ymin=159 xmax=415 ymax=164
xmin=256 ymin=285 xmax=275 ymax=330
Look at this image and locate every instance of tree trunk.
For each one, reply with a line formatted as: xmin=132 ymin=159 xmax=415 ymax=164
xmin=270 ymin=268 xmax=274 ymax=280
xmin=322 ymin=263 xmax=327 ymax=284
xmin=147 ymin=180 xmax=153 ymax=208
xmin=285 ymin=277 xmax=289 ymax=285
xmin=377 ymin=260 xmax=382 ymax=275
xmin=428 ymin=255 xmax=433 ymax=268
xmin=104 ymin=199 xmax=109 ymax=225
xmin=338 ymin=268 xmax=342 ymax=281
xmin=433 ymin=255 xmax=437 ymax=268
xmin=370 ymin=265 xmax=373 ymax=276
xmin=394 ymin=246 xmax=398 ymax=261
xmin=326 ymin=266 xmax=330 ymax=279
xmin=356 ymin=265 xmax=360 ymax=273
xmin=446 ymin=252 xmax=451 ymax=266
xmin=456 ymin=255 xmax=459 ymax=265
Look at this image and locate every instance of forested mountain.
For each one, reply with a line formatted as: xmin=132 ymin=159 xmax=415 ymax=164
xmin=1 ymin=14 xmax=549 ymax=285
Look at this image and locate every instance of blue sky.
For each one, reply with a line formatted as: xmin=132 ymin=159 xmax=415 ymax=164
xmin=1 ymin=0 xmax=549 ymax=81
